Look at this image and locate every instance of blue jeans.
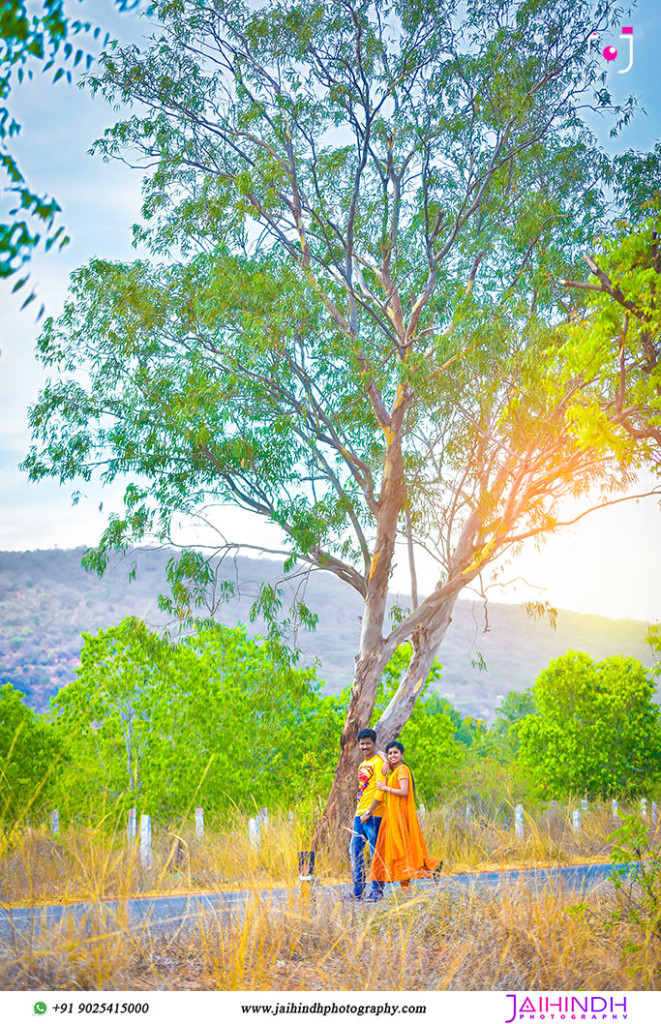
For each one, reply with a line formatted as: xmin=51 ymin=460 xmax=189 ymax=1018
xmin=350 ymin=815 xmax=385 ymax=898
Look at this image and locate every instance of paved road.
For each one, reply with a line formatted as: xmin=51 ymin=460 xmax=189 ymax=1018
xmin=0 ymin=862 xmax=632 ymax=943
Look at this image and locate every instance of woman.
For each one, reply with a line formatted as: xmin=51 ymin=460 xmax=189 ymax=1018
xmin=369 ymin=740 xmax=440 ymax=890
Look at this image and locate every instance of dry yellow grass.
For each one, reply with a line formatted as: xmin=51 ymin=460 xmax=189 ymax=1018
xmin=1 ymin=881 xmax=660 ymax=991
xmin=0 ymin=814 xmax=305 ymax=905
xmin=1 ymin=805 xmax=659 ymax=991
xmin=1 ymin=801 xmax=646 ymax=905
xmin=425 ymin=800 xmax=641 ymax=873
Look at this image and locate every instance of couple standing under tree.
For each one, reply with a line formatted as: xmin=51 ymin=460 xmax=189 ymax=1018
xmin=347 ymin=728 xmax=439 ymax=901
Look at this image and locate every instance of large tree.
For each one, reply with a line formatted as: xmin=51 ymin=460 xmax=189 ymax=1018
xmin=22 ymin=0 xmax=659 ymax=844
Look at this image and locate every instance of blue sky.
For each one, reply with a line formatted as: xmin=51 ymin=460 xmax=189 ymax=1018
xmin=1 ymin=0 xmax=660 ymax=621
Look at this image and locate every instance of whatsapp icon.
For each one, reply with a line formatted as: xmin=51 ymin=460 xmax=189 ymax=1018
xmin=34 ymin=1002 xmax=47 ymax=1015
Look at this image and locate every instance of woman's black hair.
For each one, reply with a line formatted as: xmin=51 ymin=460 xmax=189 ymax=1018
xmin=385 ymin=740 xmax=415 ymax=794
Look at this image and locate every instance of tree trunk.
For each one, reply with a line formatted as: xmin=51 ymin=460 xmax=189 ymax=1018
xmin=312 ymin=429 xmax=405 ymax=854
xmin=311 ymin=594 xmax=459 ymax=855
xmin=376 ymin=594 xmax=458 ymax=738
xmin=312 ymin=504 xmax=481 ymax=856
xmin=311 ymin=644 xmax=391 ymax=854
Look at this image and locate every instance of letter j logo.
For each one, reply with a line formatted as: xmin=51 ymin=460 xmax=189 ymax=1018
xmin=591 ymin=26 xmax=634 ymax=74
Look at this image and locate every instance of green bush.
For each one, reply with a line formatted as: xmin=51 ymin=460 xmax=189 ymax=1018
xmin=518 ymin=651 xmax=661 ymax=799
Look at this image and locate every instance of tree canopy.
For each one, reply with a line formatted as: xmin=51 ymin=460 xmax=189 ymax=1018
xmin=21 ymin=0 xmax=660 ymax=837
xmin=2 ymin=0 xmax=69 ymax=284
xmin=561 ymin=188 xmax=661 ymax=463
xmin=479 ymin=687 xmax=537 ymax=761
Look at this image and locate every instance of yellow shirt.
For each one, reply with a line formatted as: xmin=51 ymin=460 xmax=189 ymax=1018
xmin=356 ymin=754 xmax=385 ymax=817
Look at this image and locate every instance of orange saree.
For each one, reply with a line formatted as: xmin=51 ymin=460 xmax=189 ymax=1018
xmin=369 ymin=765 xmax=440 ymax=883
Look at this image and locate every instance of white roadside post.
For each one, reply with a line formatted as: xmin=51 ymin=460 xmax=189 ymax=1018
xmin=652 ymin=801 xmax=658 ymax=826
xmin=249 ymin=817 xmax=260 ymax=851
xmin=195 ymin=807 xmax=204 ymax=839
xmin=127 ymin=807 xmax=137 ymax=844
xmin=50 ymin=809 xmax=59 ymax=836
xmin=580 ymin=797 xmax=588 ymax=812
xmin=640 ymin=798 xmax=648 ymax=820
xmin=140 ymin=814 xmax=152 ymax=870
xmin=515 ymin=804 xmax=524 ymax=841
xmin=572 ymin=808 xmax=581 ymax=834
xmin=612 ymin=799 xmax=619 ymax=821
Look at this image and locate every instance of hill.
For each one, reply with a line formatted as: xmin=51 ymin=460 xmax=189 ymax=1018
xmin=0 ymin=546 xmax=655 ymax=719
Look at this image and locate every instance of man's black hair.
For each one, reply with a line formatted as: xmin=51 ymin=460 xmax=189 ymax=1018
xmin=357 ymin=728 xmax=377 ymax=742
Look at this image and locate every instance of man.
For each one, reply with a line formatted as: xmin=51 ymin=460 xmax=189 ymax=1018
xmin=347 ymin=727 xmax=386 ymax=901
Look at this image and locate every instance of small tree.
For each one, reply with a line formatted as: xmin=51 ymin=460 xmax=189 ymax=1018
xmin=51 ymin=616 xmax=340 ymax=818
xmin=518 ymin=651 xmax=661 ymax=799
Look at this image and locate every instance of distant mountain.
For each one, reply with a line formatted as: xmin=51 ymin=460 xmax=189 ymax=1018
xmin=1 ymin=547 xmax=656 ymax=719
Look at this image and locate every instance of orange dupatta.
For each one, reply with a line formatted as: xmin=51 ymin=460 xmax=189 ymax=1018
xmin=370 ymin=764 xmax=439 ymax=883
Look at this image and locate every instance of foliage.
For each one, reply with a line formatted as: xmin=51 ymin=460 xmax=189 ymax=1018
xmin=646 ymin=622 xmax=661 ymax=673
xmin=411 ymin=689 xmax=487 ymax=748
xmin=399 ymin=710 xmax=465 ymax=805
xmin=518 ymin=651 xmax=661 ymax=799
xmin=449 ymin=753 xmax=536 ymax=813
xmin=609 ymin=813 xmax=661 ymax=945
xmin=50 ymin=616 xmax=341 ymax=819
xmin=560 ymin=193 xmax=661 ymax=467
xmin=419 ymin=692 xmax=462 ymax=730
xmin=455 ymin=715 xmax=488 ymax=749
xmin=0 ymin=681 xmax=60 ymax=820
xmin=0 ymin=0 xmax=138 ymax=292
xmin=478 ymin=687 xmax=537 ymax=760
xmin=1 ymin=0 xmax=68 ymax=285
